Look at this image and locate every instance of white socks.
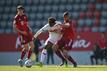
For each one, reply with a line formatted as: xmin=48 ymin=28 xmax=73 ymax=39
xmin=40 ymin=49 xmax=47 ymax=63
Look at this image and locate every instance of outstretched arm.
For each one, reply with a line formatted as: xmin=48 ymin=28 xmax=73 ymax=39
xmin=61 ymin=23 xmax=70 ymax=28
xmin=34 ymin=24 xmax=49 ymax=38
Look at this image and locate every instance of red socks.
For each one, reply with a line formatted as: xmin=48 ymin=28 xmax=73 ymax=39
xmin=68 ymin=56 xmax=76 ymax=64
xmin=27 ymin=49 xmax=32 ymax=59
xmin=21 ymin=48 xmax=32 ymax=60
xmin=21 ymin=50 xmax=27 ymax=60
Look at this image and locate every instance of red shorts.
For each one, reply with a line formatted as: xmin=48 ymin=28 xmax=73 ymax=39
xmin=56 ymin=36 xmax=73 ymax=51
xmin=20 ymin=32 xmax=33 ymax=45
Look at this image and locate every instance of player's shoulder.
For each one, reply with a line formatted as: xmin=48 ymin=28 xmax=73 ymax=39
xmin=45 ymin=23 xmax=49 ymax=26
xmin=21 ymin=14 xmax=28 ymax=19
xmin=69 ymin=20 xmax=72 ymax=23
xmin=55 ymin=21 xmax=62 ymax=24
xmin=42 ymin=23 xmax=49 ymax=28
xmin=23 ymin=14 xmax=27 ymax=17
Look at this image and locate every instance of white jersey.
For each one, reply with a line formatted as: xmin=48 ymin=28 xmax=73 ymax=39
xmin=34 ymin=21 xmax=62 ymax=45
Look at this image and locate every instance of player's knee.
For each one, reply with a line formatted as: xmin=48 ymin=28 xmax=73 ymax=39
xmin=22 ymin=47 xmax=28 ymax=52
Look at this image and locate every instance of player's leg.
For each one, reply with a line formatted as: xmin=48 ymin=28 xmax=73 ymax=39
xmin=18 ymin=43 xmax=28 ymax=67
xmin=21 ymin=45 xmax=28 ymax=60
xmin=66 ymin=55 xmax=77 ymax=67
xmin=60 ymin=49 xmax=68 ymax=67
xmin=64 ymin=39 xmax=77 ymax=67
xmin=47 ymin=51 xmax=50 ymax=64
xmin=53 ymin=38 xmax=68 ymax=66
xmin=34 ymin=47 xmax=39 ymax=62
xmin=28 ymin=41 xmax=34 ymax=59
xmin=95 ymin=57 xmax=98 ymax=65
xmin=60 ymin=49 xmax=77 ymax=67
xmin=50 ymin=52 xmax=54 ymax=64
xmin=90 ymin=55 xmax=94 ymax=65
xmin=37 ymin=41 xmax=53 ymax=67
xmin=33 ymin=45 xmax=39 ymax=62
xmin=53 ymin=37 xmax=67 ymax=66
xmin=38 ymin=48 xmax=47 ymax=67
xmin=55 ymin=49 xmax=67 ymax=66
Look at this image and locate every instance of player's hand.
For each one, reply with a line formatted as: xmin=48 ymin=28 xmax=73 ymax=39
xmin=22 ymin=31 xmax=27 ymax=36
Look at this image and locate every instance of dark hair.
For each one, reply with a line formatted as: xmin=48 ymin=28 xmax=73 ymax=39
xmin=48 ymin=17 xmax=56 ymax=26
xmin=17 ymin=5 xmax=24 ymax=10
xmin=63 ymin=11 xmax=69 ymax=17
xmin=48 ymin=17 xmax=56 ymax=23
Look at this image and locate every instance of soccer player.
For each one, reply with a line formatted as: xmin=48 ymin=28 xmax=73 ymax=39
xmin=33 ymin=38 xmax=41 ymax=62
xmin=13 ymin=5 xmax=34 ymax=67
xmin=34 ymin=17 xmax=63 ymax=67
xmin=53 ymin=11 xmax=77 ymax=67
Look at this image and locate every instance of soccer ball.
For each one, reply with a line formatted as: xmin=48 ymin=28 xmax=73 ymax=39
xmin=24 ymin=59 xmax=32 ymax=68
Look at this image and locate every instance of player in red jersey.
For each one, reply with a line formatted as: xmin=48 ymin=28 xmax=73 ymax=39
xmin=53 ymin=11 xmax=77 ymax=67
xmin=13 ymin=5 xmax=34 ymax=67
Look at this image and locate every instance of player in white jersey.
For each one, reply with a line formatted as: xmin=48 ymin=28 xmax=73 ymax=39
xmin=34 ymin=17 xmax=62 ymax=67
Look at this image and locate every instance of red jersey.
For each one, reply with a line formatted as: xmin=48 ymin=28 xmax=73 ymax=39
xmin=14 ymin=14 xmax=29 ymax=35
xmin=62 ymin=20 xmax=76 ymax=39
xmin=99 ymin=36 xmax=107 ymax=48
xmin=14 ymin=14 xmax=33 ymax=44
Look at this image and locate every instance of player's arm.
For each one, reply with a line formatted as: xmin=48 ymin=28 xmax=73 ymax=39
xmin=13 ymin=20 xmax=27 ymax=35
xmin=34 ymin=24 xmax=49 ymax=38
xmin=49 ymin=24 xmax=62 ymax=32
xmin=49 ymin=21 xmax=62 ymax=32
xmin=34 ymin=29 xmax=43 ymax=39
xmin=61 ymin=23 xmax=70 ymax=28
xmin=27 ymin=22 xmax=32 ymax=32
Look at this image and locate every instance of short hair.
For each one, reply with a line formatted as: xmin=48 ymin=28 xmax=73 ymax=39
xmin=48 ymin=17 xmax=56 ymax=23
xmin=48 ymin=17 xmax=56 ymax=26
xmin=63 ymin=11 xmax=69 ymax=17
xmin=17 ymin=5 xmax=24 ymax=10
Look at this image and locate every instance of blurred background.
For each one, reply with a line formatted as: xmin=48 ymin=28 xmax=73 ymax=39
xmin=0 ymin=0 xmax=107 ymax=65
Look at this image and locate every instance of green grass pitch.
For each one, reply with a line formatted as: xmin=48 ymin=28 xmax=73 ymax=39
xmin=0 ymin=65 xmax=107 ymax=71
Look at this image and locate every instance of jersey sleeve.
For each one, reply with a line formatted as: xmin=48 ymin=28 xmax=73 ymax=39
xmin=34 ymin=24 xmax=50 ymax=38
xmin=55 ymin=21 xmax=62 ymax=25
xmin=25 ymin=15 xmax=28 ymax=22
xmin=41 ymin=24 xmax=50 ymax=31
xmin=14 ymin=15 xmax=18 ymax=23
